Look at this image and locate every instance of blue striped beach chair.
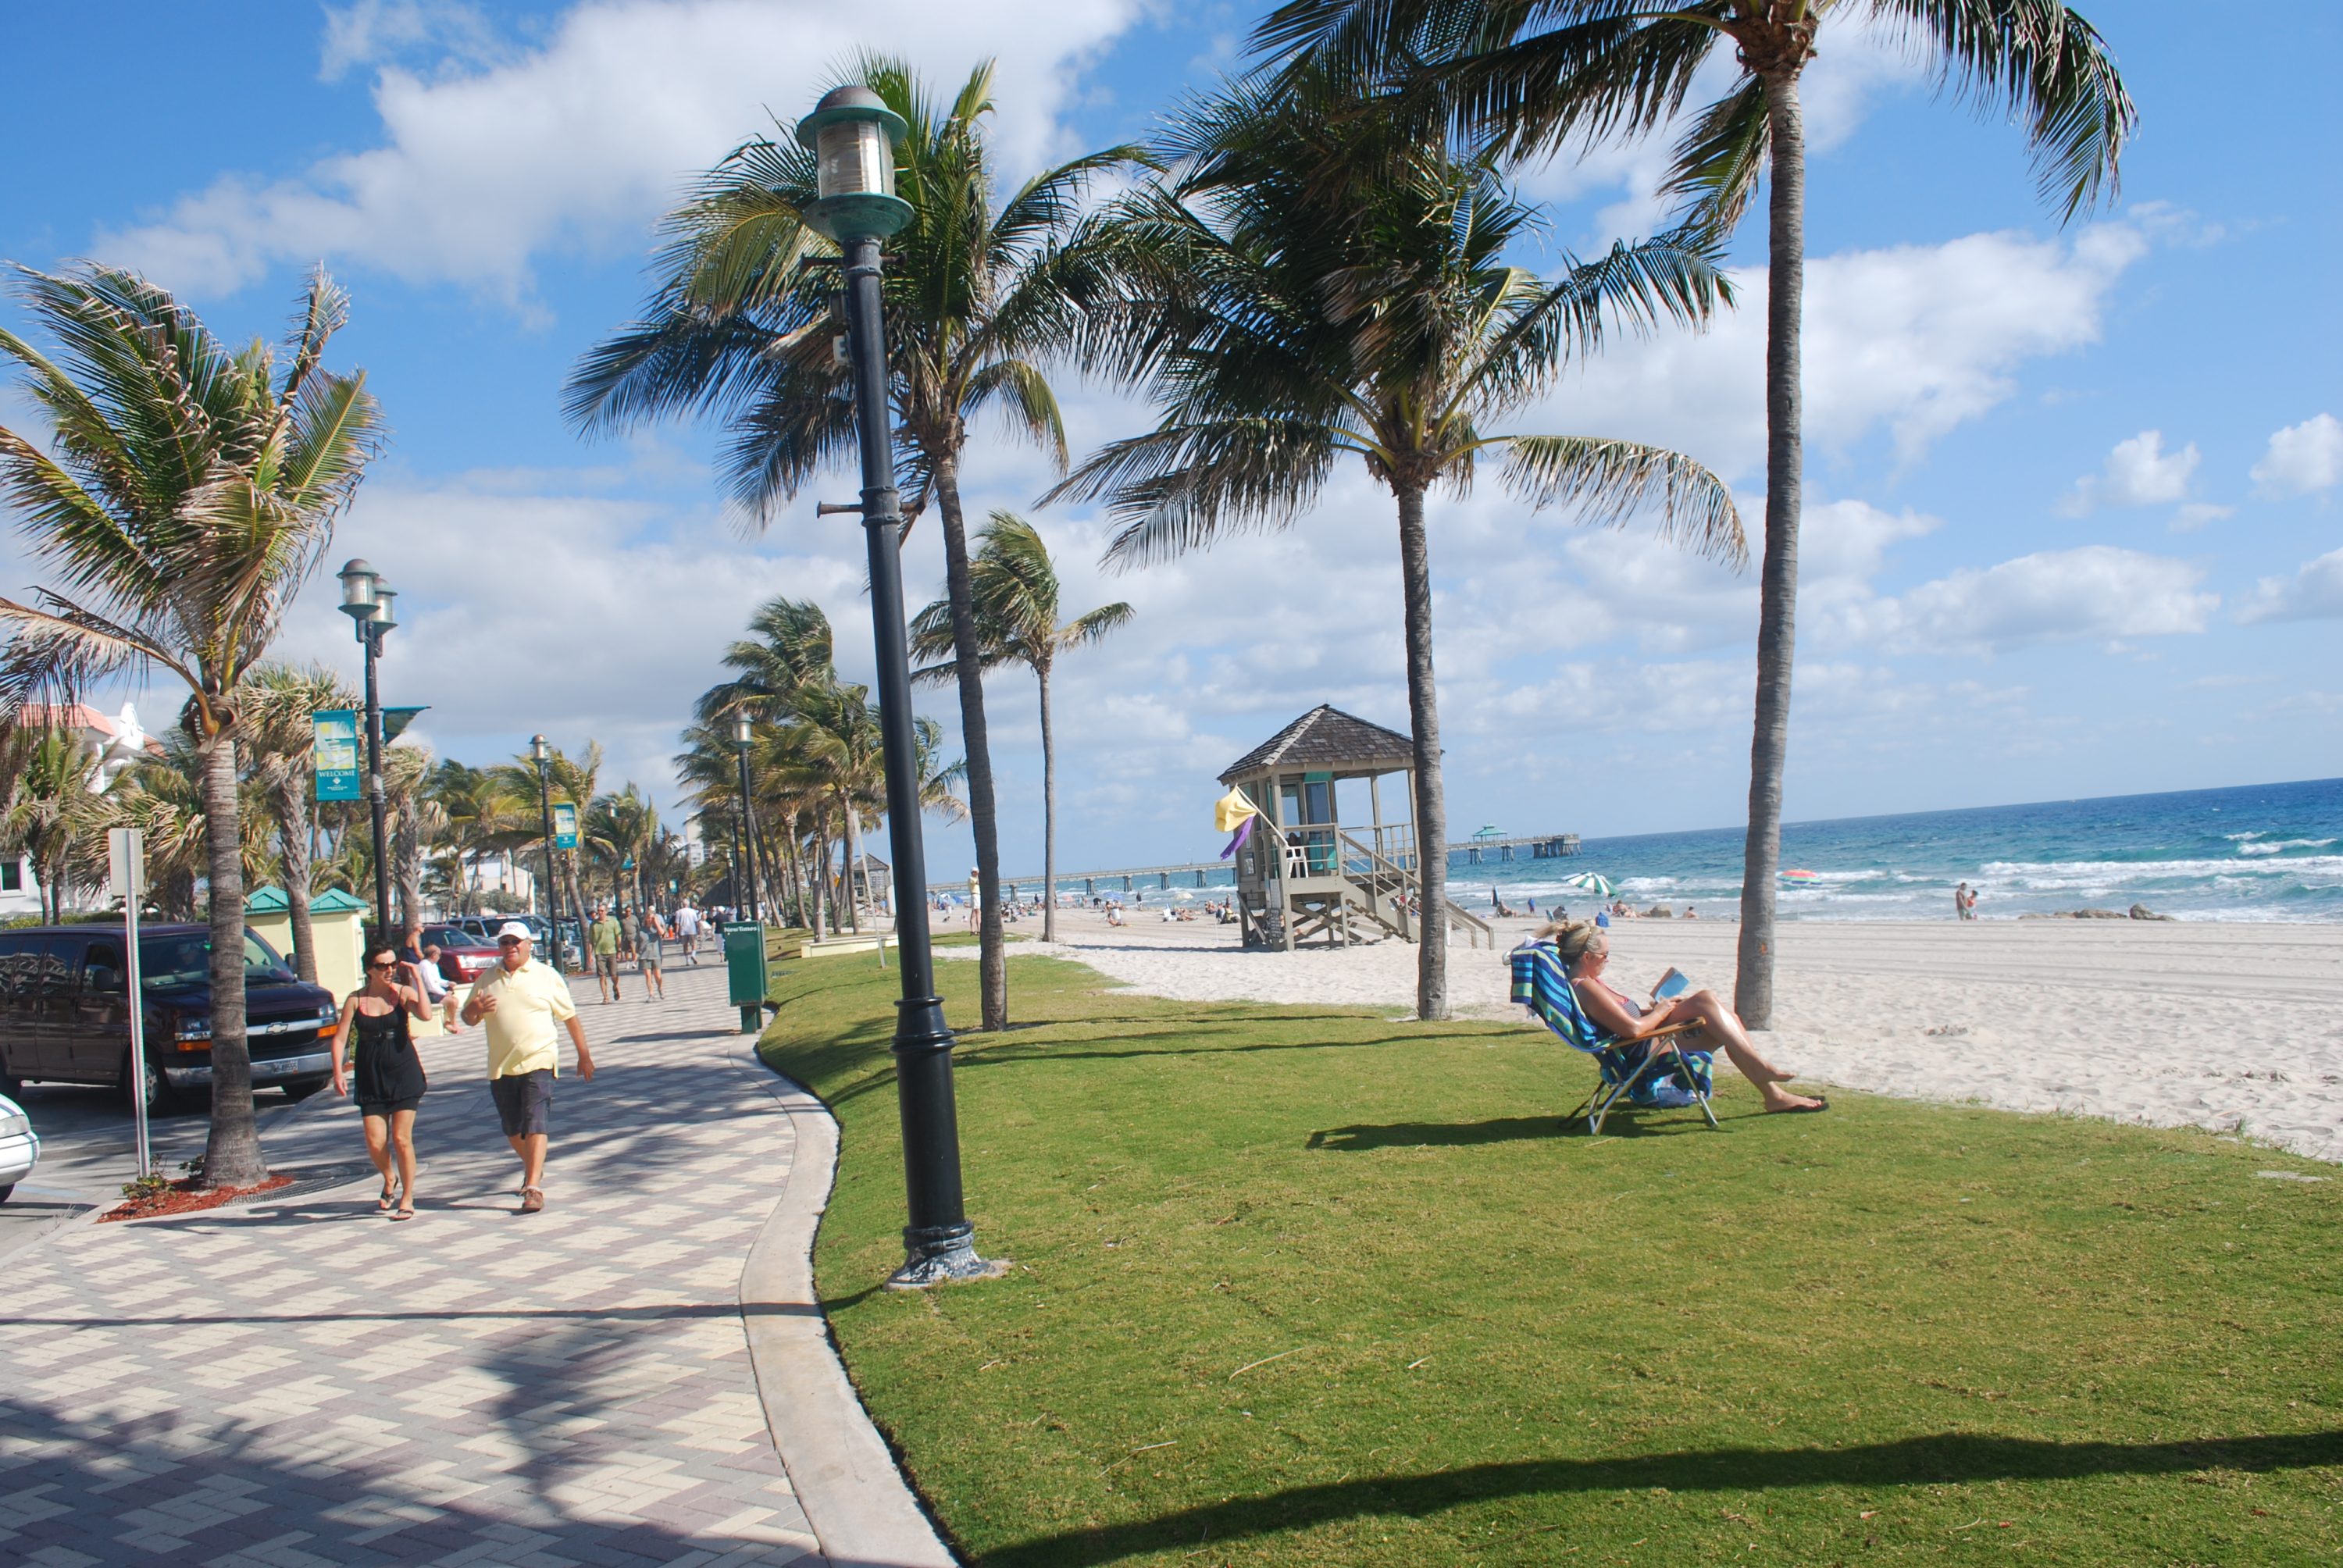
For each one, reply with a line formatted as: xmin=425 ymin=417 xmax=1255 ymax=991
xmin=1508 ymin=940 xmax=1720 ymax=1134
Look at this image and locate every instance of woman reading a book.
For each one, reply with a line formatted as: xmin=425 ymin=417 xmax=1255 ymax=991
xmin=1539 ymin=921 xmax=1828 ymax=1114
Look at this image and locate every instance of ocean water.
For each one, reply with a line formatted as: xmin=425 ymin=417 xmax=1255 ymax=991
xmin=1446 ymin=776 xmax=2343 ymax=923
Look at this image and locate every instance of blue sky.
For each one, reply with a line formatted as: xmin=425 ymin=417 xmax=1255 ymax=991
xmin=2 ymin=0 xmax=2337 ymax=882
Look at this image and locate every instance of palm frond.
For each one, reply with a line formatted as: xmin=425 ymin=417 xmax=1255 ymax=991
xmin=1498 ymin=433 xmax=1746 ymax=566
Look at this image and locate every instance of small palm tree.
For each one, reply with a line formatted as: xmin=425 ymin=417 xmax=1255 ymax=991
xmin=569 ymin=58 xmax=1148 ymax=1032
xmin=1257 ymin=0 xmax=2134 ymax=1025
xmin=238 ymin=662 xmax=357 ymax=982
xmin=909 ymin=511 xmax=1132 ymax=942
xmin=0 ymin=265 xmax=380 ymax=1185
xmin=0 ymin=725 xmax=99 ymax=923
xmin=1057 ymin=73 xmax=1740 ymax=1019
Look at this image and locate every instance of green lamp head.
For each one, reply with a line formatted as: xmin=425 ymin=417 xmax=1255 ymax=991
xmin=795 ymin=84 xmax=913 ymax=241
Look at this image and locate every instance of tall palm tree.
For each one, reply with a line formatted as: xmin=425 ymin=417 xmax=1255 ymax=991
xmin=1055 ymin=73 xmax=1740 ymax=1019
xmin=0 ymin=724 xmax=99 ymax=923
xmin=1257 ymin=0 xmax=2134 ymax=1025
xmin=909 ymin=511 xmax=1132 ymax=943
xmin=0 ymin=265 xmax=380 ymax=1185
xmin=384 ymin=741 xmax=439 ymax=932
xmin=238 ymin=662 xmax=357 ymax=982
xmin=491 ymin=740 xmax=601 ymax=949
xmin=567 ymin=58 xmax=1149 ymax=1032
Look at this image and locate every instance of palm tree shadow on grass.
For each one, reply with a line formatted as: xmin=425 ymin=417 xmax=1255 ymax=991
xmin=982 ymin=1431 xmax=2343 ymax=1567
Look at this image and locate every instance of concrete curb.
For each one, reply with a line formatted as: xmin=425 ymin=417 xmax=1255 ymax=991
xmin=733 ymin=1033 xmax=959 ymax=1568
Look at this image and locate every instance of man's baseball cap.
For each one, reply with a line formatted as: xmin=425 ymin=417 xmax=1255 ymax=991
xmin=495 ymin=921 xmax=533 ymax=942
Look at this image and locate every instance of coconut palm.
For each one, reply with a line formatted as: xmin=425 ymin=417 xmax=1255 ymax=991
xmin=383 ymin=741 xmax=439 ymax=932
xmin=0 ymin=265 xmax=380 ymax=1184
xmin=0 ymin=725 xmax=99 ymax=923
xmin=237 ymin=662 xmax=357 ymax=982
xmin=568 ymin=59 xmax=1150 ymax=1032
xmin=1054 ymin=73 xmax=1740 ymax=1019
xmin=1257 ymin=0 xmax=2134 ymax=1024
xmin=908 ymin=511 xmax=1132 ymax=942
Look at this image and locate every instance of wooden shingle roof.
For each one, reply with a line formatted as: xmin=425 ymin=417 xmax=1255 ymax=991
xmin=1218 ymin=705 xmax=1415 ymax=784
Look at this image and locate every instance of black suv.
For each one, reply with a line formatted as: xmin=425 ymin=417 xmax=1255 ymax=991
xmin=0 ymin=924 xmax=341 ymax=1110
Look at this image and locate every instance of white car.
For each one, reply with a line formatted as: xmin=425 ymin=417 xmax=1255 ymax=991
xmin=0 ymin=1092 xmax=37 ymax=1203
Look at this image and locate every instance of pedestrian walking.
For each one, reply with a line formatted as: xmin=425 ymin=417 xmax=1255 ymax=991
xmin=330 ymin=944 xmax=434 ymax=1221
xmin=620 ymin=903 xmax=641 ymax=961
xmin=460 ymin=922 xmax=594 ymax=1214
xmin=637 ymin=908 xmax=668 ymax=1002
xmin=588 ymin=903 xmax=623 ymax=1002
xmin=674 ymin=899 xmax=701 ymax=964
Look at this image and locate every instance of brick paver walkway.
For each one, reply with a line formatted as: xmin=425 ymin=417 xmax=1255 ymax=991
xmin=0 ymin=960 xmax=830 ymax=1568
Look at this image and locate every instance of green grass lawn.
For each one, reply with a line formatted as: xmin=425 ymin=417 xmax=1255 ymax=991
xmin=760 ymin=950 xmax=2343 ymax=1566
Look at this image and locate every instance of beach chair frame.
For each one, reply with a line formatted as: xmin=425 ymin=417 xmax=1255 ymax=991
xmin=1509 ymin=941 xmax=1721 ymax=1135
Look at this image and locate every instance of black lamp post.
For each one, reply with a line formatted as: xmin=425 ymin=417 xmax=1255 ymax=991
xmin=337 ymin=560 xmax=397 ymax=943
xmin=797 ymin=84 xmax=992 ymax=1287
xmin=731 ymin=711 xmax=761 ymax=924
xmin=532 ymin=735 xmax=562 ymax=970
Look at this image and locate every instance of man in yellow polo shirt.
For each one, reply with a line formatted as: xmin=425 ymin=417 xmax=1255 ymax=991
xmin=461 ymin=922 xmax=595 ymax=1213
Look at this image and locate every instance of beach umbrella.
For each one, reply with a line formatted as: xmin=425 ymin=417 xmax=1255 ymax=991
xmin=1565 ymin=871 xmax=1615 ymax=898
xmin=1781 ymin=868 xmax=1821 ymax=884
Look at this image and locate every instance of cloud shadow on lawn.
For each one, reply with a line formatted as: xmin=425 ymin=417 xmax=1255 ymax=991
xmin=983 ymin=1431 xmax=2343 ymax=1567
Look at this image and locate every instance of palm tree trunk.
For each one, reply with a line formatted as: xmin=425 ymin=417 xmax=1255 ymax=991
xmin=199 ymin=730 xmax=266 ymax=1188
xmin=1735 ymin=68 xmax=1807 ymax=1033
xmin=1038 ymin=660 xmax=1057 ymax=944
xmin=278 ymin=786 xmax=318 ymax=985
xmin=839 ymin=793 xmax=866 ymax=934
xmin=932 ymin=453 xmax=1007 ymax=1028
xmin=1393 ymin=482 xmax=1449 ymax=1021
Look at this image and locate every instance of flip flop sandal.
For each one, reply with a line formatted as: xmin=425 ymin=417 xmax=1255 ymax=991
xmin=390 ymin=1205 xmax=416 ymax=1221
xmin=377 ymin=1182 xmax=397 ymax=1212
xmin=520 ymin=1188 xmax=545 ymax=1213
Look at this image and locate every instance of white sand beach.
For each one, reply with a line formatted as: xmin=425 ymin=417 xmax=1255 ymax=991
xmin=960 ymin=912 xmax=2343 ymax=1164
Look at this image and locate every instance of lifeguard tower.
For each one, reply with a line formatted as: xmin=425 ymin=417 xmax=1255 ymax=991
xmin=1221 ymin=705 xmax=1489 ymax=951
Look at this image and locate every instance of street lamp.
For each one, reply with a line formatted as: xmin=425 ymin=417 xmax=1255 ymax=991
xmin=337 ymin=559 xmax=396 ymax=943
xmin=531 ymin=735 xmax=563 ymax=971
xmin=795 ymin=84 xmax=991 ymax=1287
xmin=730 ymin=711 xmax=761 ymax=923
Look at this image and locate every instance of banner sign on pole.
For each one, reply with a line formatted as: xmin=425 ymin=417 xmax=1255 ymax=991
xmin=553 ymin=802 xmax=580 ymax=850
xmin=314 ymin=710 xmax=362 ymax=800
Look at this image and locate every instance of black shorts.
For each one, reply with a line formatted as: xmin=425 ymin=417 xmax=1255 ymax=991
xmin=490 ymin=1069 xmax=553 ymax=1138
xmin=358 ymin=1095 xmax=422 ymax=1118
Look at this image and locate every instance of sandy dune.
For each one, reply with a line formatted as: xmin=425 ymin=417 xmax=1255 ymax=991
xmin=954 ymin=911 xmax=2343 ymax=1164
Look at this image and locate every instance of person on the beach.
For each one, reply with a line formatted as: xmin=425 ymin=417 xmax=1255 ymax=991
xmin=1540 ymin=920 xmax=1826 ymax=1114
xmin=330 ymin=944 xmax=435 ymax=1221
xmin=588 ymin=904 xmax=622 ymax=1001
xmin=461 ymin=922 xmax=594 ymax=1214
xmin=417 ymin=942 xmax=461 ymax=1032
xmin=637 ymin=907 xmax=667 ymax=1002
xmin=673 ymin=899 xmax=701 ymax=963
xmin=1955 ymin=882 xmax=1973 ymax=921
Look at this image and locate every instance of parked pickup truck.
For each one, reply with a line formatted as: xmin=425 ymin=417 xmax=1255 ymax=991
xmin=0 ymin=924 xmax=341 ymax=1111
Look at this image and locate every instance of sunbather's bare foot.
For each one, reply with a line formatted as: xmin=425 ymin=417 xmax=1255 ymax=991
xmin=1760 ymin=1084 xmax=1828 ymax=1113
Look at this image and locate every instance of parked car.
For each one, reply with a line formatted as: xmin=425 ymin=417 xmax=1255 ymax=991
xmin=419 ymin=925 xmax=500 ymax=985
xmin=0 ymin=1090 xmax=37 ymax=1203
xmin=0 ymin=924 xmax=340 ymax=1111
xmin=450 ymin=912 xmax=582 ymax=971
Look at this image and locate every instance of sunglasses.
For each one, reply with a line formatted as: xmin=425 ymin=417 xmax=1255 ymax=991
xmin=369 ymin=959 xmax=397 ymax=971
xmin=497 ymin=936 xmax=526 ymax=946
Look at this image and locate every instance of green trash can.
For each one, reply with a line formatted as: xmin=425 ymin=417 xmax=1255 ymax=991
xmin=723 ymin=921 xmax=767 ymax=1034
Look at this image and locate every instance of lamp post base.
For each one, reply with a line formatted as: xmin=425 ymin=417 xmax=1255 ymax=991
xmin=887 ymin=1221 xmax=1008 ymax=1290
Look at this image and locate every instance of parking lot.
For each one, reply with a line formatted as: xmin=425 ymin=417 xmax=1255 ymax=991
xmin=0 ymin=1080 xmax=323 ymax=1255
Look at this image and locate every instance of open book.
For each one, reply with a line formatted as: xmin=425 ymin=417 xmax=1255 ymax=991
xmin=1652 ymin=967 xmax=1692 ymax=1003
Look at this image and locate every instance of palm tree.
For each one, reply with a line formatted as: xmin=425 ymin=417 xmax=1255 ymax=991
xmin=384 ymin=741 xmax=439 ymax=932
xmin=909 ymin=511 xmax=1132 ymax=943
xmin=1257 ymin=0 xmax=2134 ymax=1024
xmin=1054 ymin=73 xmax=1741 ymax=1019
xmin=567 ymin=58 xmax=1149 ymax=1032
xmin=0 ymin=265 xmax=381 ymax=1185
xmin=238 ymin=662 xmax=357 ymax=982
xmin=0 ymin=724 xmax=99 ymax=923
xmin=70 ymin=739 xmax=275 ymax=922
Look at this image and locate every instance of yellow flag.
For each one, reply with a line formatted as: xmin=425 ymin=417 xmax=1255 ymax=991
xmin=1214 ymin=788 xmax=1258 ymax=834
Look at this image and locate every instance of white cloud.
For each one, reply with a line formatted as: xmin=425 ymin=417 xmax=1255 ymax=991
xmin=2171 ymin=502 xmax=2233 ymax=533
xmin=1525 ymin=219 xmax=2152 ymax=481
xmin=319 ymin=0 xmax=506 ymax=82
xmin=1830 ymin=546 xmax=2216 ymax=654
xmin=2058 ymin=429 xmax=2200 ymax=515
xmin=2238 ymin=547 xmax=2343 ymax=624
xmin=2249 ymin=412 xmax=2343 ymax=499
xmin=97 ymin=0 xmax=1144 ymax=305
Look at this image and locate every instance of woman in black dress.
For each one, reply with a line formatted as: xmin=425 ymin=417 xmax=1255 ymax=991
xmin=330 ymin=946 xmax=433 ymax=1220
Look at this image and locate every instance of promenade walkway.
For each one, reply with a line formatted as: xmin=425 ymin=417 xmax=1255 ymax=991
xmin=0 ymin=960 xmax=893 ymax=1568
